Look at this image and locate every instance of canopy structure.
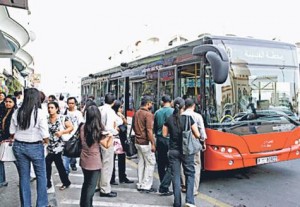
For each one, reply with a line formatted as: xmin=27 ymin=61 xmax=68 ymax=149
xmin=0 ymin=30 xmax=14 ymax=58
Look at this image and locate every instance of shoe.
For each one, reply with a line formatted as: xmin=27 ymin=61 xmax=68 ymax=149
xmin=184 ymin=203 xmax=196 ymax=207
xmin=140 ymin=187 xmax=157 ymax=193
xmin=110 ymin=181 xmax=119 ymax=185
xmin=59 ymin=184 xmax=71 ymax=191
xmin=71 ymin=165 xmax=77 ymax=171
xmin=0 ymin=181 xmax=8 ymax=188
xmin=181 ymin=186 xmax=186 ymax=193
xmin=119 ymin=178 xmax=134 ymax=184
xmin=100 ymin=191 xmax=117 ymax=197
xmin=160 ymin=191 xmax=173 ymax=196
xmin=95 ymin=188 xmax=100 ymax=192
xmin=194 ymin=192 xmax=199 ymax=196
xmin=30 ymin=177 xmax=36 ymax=182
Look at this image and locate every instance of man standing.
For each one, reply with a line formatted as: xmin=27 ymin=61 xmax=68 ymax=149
xmin=182 ymin=98 xmax=207 ymax=196
xmin=63 ymin=97 xmax=84 ymax=172
xmin=133 ymin=95 xmax=156 ymax=192
xmin=97 ymin=93 xmax=119 ymax=197
xmin=154 ymin=95 xmax=173 ymax=196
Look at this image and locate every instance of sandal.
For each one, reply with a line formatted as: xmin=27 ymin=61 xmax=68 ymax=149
xmin=59 ymin=184 xmax=70 ymax=190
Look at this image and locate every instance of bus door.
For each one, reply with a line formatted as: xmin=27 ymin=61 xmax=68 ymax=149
xmin=157 ymin=66 xmax=177 ymax=108
xmin=131 ymin=78 xmax=145 ymax=112
xmin=178 ymin=63 xmax=201 ymax=103
xmin=108 ymin=79 xmax=118 ymax=98
xmin=118 ymin=77 xmax=125 ymax=101
xmin=98 ymin=78 xmax=108 ymax=106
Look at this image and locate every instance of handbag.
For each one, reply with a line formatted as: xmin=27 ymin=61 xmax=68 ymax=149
xmin=124 ymin=135 xmax=137 ymax=157
xmin=63 ymin=123 xmax=84 ymax=158
xmin=0 ymin=141 xmax=16 ymax=162
xmin=59 ymin=115 xmax=72 ymax=142
xmin=182 ymin=115 xmax=202 ymax=155
xmin=123 ymin=115 xmax=137 ymax=157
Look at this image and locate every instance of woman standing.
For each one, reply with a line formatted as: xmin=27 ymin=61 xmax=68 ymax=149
xmin=110 ymin=100 xmax=133 ymax=184
xmin=80 ymin=105 xmax=106 ymax=207
xmin=162 ymin=97 xmax=200 ymax=207
xmin=0 ymin=95 xmax=17 ymax=187
xmin=10 ymin=88 xmax=50 ymax=207
xmin=46 ymin=101 xmax=73 ymax=190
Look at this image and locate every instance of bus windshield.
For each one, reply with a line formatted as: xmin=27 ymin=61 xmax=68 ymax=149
xmin=207 ymin=64 xmax=300 ymax=135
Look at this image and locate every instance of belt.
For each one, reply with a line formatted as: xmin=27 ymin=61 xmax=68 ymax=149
xmin=15 ymin=140 xmax=43 ymax=144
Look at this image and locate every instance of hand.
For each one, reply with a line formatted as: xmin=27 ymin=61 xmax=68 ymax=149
xmin=151 ymin=144 xmax=156 ymax=153
xmin=202 ymin=142 xmax=206 ymax=151
xmin=55 ymin=131 xmax=64 ymax=138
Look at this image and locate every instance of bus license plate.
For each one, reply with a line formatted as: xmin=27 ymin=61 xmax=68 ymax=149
xmin=257 ymin=156 xmax=278 ymax=165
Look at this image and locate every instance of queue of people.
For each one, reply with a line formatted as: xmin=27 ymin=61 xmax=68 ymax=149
xmin=0 ymin=88 xmax=207 ymax=207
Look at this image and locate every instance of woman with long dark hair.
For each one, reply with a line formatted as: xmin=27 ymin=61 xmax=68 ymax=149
xmin=0 ymin=95 xmax=17 ymax=187
xmin=46 ymin=101 xmax=73 ymax=191
xmin=80 ymin=105 xmax=108 ymax=207
xmin=110 ymin=100 xmax=133 ymax=184
xmin=162 ymin=97 xmax=200 ymax=207
xmin=10 ymin=88 xmax=50 ymax=207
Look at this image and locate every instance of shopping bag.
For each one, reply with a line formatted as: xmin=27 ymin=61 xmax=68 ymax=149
xmin=182 ymin=115 xmax=202 ymax=155
xmin=113 ymin=137 xmax=124 ymax=154
xmin=0 ymin=141 xmax=16 ymax=162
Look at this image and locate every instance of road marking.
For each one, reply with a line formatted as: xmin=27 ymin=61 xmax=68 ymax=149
xmin=126 ymin=159 xmax=232 ymax=207
xmin=55 ymin=184 xmax=141 ymax=193
xmin=54 ymin=173 xmax=137 ymax=181
xmin=61 ymin=199 xmax=171 ymax=207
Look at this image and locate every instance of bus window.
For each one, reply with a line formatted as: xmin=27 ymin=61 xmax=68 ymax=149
xmin=179 ymin=64 xmax=200 ymax=99
xmin=158 ymin=69 xmax=175 ymax=103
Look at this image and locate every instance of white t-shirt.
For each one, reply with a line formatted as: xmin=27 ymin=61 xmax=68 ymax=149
xmin=65 ymin=109 xmax=84 ymax=134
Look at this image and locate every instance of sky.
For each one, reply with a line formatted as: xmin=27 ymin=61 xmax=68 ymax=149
xmin=8 ymin=0 xmax=300 ymax=95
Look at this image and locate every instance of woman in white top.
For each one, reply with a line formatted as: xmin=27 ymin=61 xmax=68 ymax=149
xmin=10 ymin=88 xmax=50 ymax=207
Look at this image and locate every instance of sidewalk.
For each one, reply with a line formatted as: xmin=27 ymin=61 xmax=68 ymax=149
xmin=0 ymin=162 xmax=57 ymax=207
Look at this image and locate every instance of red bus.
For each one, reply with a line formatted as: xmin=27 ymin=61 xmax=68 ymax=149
xmin=82 ymin=35 xmax=300 ymax=170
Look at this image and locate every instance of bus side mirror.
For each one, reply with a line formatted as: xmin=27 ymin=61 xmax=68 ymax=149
xmin=192 ymin=45 xmax=229 ymax=84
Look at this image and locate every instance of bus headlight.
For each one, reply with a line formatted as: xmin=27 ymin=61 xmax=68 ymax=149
xmin=228 ymin=160 xmax=234 ymax=165
xmin=220 ymin=147 xmax=226 ymax=153
xmin=227 ymin=148 xmax=233 ymax=153
xmin=295 ymin=140 xmax=299 ymax=145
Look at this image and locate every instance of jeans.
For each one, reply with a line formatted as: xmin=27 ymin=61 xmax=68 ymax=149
xmin=46 ymin=152 xmax=71 ymax=188
xmin=156 ymin=136 xmax=172 ymax=193
xmin=80 ymin=168 xmax=100 ymax=207
xmin=63 ymin=156 xmax=77 ymax=174
xmin=0 ymin=161 xmax=6 ymax=185
xmin=13 ymin=141 xmax=48 ymax=207
xmin=169 ymin=149 xmax=195 ymax=207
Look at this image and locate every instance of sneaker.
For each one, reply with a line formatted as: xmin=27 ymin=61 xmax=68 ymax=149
xmin=184 ymin=203 xmax=196 ymax=207
xmin=71 ymin=165 xmax=77 ymax=171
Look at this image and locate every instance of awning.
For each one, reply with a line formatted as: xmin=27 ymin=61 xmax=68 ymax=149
xmin=0 ymin=6 xmax=30 ymax=47
xmin=0 ymin=30 xmax=14 ymax=58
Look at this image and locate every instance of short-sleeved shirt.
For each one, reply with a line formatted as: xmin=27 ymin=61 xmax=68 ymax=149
xmin=164 ymin=115 xmax=195 ymax=151
xmin=133 ymin=108 xmax=154 ymax=145
xmin=154 ymin=106 xmax=174 ymax=137
xmin=47 ymin=115 xmax=69 ymax=154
